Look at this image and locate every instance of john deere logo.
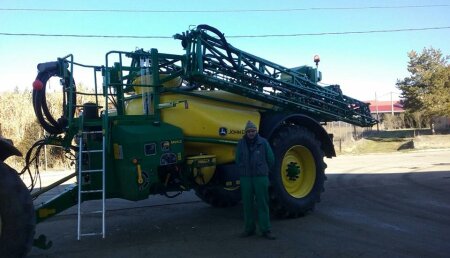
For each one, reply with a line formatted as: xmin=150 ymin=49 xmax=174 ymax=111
xmin=230 ymin=129 xmax=245 ymax=135
xmin=219 ymin=127 xmax=228 ymax=136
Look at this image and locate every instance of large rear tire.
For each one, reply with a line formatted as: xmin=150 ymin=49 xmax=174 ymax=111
xmin=269 ymin=125 xmax=326 ymax=218
xmin=0 ymin=162 xmax=35 ymax=258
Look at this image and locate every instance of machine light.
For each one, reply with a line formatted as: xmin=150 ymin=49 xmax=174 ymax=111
xmin=314 ymin=55 xmax=320 ymax=67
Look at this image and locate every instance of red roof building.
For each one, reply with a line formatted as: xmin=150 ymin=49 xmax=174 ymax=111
xmin=366 ymin=100 xmax=404 ymax=114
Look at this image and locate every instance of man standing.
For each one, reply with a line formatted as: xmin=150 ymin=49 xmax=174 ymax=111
xmin=235 ymin=120 xmax=276 ymax=240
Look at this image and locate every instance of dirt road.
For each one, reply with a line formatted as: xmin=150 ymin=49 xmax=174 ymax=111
xmin=29 ymin=150 xmax=450 ymax=258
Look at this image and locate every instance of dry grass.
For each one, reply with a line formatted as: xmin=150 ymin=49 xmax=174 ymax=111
xmin=337 ymin=134 xmax=450 ymax=155
xmin=413 ymin=135 xmax=450 ymax=149
xmin=1 ymin=89 xmax=97 ymax=171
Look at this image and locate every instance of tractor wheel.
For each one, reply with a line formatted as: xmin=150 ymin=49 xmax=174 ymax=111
xmin=195 ymin=185 xmax=241 ymax=208
xmin=269 ymin=125 xmax=326 ymax=218
xmin=195 ymin=165 xmax=241 ymax=208
xmin=0 ymin=162 xmax=35 ymax=258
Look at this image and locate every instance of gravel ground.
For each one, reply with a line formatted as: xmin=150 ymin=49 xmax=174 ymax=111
xmin=28 ymin=149 xmax=450 ymax=258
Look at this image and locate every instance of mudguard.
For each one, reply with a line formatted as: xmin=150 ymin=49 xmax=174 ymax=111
xmin=260 ymin=112 xmax=336 ymax=158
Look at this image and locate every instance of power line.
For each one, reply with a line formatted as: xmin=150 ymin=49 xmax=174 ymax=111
xmin=0 ymin=32 xmax=171 ymax=39
xmin=0 ymin=4 xmax=449 ymax=13
xmin=1 ymin=26 xmax=449 ymax=39
xmin=229 ymin=26 xmax=450 ymax=38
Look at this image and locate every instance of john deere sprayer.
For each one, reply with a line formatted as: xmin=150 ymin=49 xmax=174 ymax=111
xmin=0 ymin=25 xmax=376 ymax=256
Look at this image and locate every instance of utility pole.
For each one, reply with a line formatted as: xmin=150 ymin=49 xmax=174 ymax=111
xmin=375 ymin=92 xmax=379 ymax=132
xmin=43 ymin=129 xmax=48 ymax=171
xmin=391 ymin=92 xmax=394 ymax=116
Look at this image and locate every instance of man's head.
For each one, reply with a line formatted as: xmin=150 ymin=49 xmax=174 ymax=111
xmin=245 ymin=120 xmax=258 ymax=140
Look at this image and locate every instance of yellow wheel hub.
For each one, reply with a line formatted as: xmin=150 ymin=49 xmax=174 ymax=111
xmin=281 ymin=145 xmax=316 ymax=198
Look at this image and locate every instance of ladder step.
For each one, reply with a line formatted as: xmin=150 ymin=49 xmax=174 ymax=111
xmin=81 ymin=190 xmax=103 ymax=194
xmin=82 ymin=150 xmax=103 ymax=153
xmin=81 ymin=169 xmax=104 ymax=174
xmin=81 ymin=131 xmax=103 ymax=135
xmin=81 ymin=210 xmax=103 ymax=215
xmin=80 ymin=232 xmax=103 ymax=237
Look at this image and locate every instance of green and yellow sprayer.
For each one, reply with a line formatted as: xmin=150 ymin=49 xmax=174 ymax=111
xmin=0 ymin=25 xmax=376 ymax=257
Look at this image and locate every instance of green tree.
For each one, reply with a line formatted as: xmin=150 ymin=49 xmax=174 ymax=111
xmin=396 ymin=47 xmax=450 ymax=119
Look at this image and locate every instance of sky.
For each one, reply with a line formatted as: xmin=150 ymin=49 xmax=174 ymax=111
xmin=0 ymin=0 xmax=449 ymax=101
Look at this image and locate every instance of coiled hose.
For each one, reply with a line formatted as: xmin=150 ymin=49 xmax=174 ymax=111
xmin=32 ymin=61 xmax=76 ymax=135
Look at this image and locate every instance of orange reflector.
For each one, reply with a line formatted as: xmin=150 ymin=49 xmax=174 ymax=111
xmin=33 ymin=79 xmax=44 ymax=90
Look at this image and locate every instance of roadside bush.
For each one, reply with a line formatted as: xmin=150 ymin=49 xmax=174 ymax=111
xmin=0 ymin=90 xmax=67 ymax=170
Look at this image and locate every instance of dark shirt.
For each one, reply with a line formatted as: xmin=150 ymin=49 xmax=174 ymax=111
xmin=235 ymin=134 xmax=275 ymax=177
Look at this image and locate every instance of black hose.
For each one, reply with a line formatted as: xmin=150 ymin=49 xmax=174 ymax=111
xmin=196 ymin=24 xmax=239 ymax=70
xmin=33 ymin=70 xmax=59 ymax=130
xmin=164 ymin=191 xmax=182 ymax=198
xmin=33 ymin=62 xmax=76 ymax=135
xmin=19 ymin=139 xmax=46 ymax=192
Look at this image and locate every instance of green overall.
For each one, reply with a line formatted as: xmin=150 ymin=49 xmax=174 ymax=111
xmin=235 ymin=134 xmax=275 ymax=234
